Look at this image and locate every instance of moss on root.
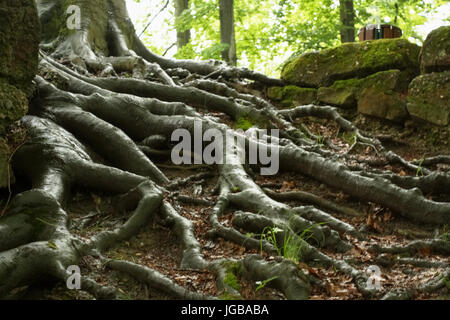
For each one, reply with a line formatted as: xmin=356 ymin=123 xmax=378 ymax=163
xmin=235 ymin=117 xmax=254 ymax=131
xmin=223 ymin=261 xmax=242 ymax=292
xmin=0 ymin=80 xmax=28 ymax=134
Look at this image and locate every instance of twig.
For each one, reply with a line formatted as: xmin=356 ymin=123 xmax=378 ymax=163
xmin=1 ymin=139 xmax=27 ymax=217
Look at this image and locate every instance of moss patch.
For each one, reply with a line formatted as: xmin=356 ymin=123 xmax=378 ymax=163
xmin=267 ymin=85 xmax=317 ymax=108
xmin=235 ymin=117 xmax=254 ymax=130
xmin=0 ymin=80 xmax=28 ymax=134
xmin=281 ymin=39 xmax=420 ymax=88
xmin=223 ymin=261 xmax=242 ymax=292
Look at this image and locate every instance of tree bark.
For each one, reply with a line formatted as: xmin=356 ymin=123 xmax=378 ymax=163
xmin=174 ymin=0 xmax=191 ymax=50
xmin=219 ymin=0 xmax=237 ymax=66
xmin=339 ymin=0 xmax=355 ymax=43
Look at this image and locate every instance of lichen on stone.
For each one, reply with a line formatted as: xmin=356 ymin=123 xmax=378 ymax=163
xmin=281 ymin=39 xmax=420 ymax=88
xmin=420 ymin=26 xmax=450 ymax=74
xmin=267 ymin=85 xmax=317 ymax=108
xmin=407 ymin=71 xmax=450 ymax=126
xmin=357 ymin=69 xmax=411 ymax=122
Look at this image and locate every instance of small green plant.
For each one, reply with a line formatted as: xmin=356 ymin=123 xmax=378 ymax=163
xmin=255 ymin=276 xmax=278 ymax=292
xmin=260 ymin=222 xmax=327 ymax=263
xmin=440 ymin=225 xmax=449 ymax=241
xmin=416 ymin=157 xmax=425 ymax=177
xmin=235 ymin=117 xmax=254 ymax=130
xmin=342 ymin=132 xmax=357 ymax=145
xmin=442 ymin=276 xmax=450 ymax=289
xmin=316 ymin=134 xmax=325 ymax=146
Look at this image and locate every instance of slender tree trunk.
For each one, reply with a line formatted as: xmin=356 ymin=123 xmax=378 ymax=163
xmin=174 ymin=0 xmax=191 ymax=50
xmin=339 ymin=0 xmax=355 ymax=43
xmin=219 ymin=0 xmax=237 ymax=66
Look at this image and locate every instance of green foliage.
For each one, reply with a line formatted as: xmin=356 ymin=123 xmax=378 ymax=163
xmin=316 ymin=134 xmax=325 ymax=146
xmin=440 ymin=225 xmax=449 ymax=241
xmin=223 ymin=262 xmax=242 ymax=291
xmin=133 ymin=0 xmax=447 ymax=76
xmin=260 ymin=222 xmax=326 ymax=262
xmin=442 ymin=276 xmax=450 ymax=289
xmin=235 ymin=117 xmax=254 ymax=130
xmin=416 ymin=157 xmax=424 ymax=177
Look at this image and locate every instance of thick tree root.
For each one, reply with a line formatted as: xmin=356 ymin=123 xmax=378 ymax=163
xmin=370 ymin=240 xmax=450 ymax=256
xmin=381 ymin=269 xmax=450 ymax=300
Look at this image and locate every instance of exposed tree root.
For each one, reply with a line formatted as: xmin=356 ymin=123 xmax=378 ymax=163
xmin=370 ymin=239 xmax=450 ymax=256
xmin=381 ymin=269 xmax=450 ymax=300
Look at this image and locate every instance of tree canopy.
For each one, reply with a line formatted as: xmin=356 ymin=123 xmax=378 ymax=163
xmin=132 ymin=0 xmax=448 ymax=76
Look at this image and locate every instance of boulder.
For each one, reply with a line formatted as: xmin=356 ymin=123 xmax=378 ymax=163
xmin=267 ymin=85 xmax=317 ymax=108
xmin=407 ymin=71 xmax=450 ymax=126
xmin=357 ymin=70 xmax=411 ymax=122
xmin=317 ymin=78 xmax=363 ymax=108
xmin=420 ymin=26 xmax=450 ymax=74
xmin=281 ymin=39 xmax=420 ymax=88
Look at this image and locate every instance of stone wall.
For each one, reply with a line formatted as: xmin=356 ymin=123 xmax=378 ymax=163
xmin=271 ymin=27 xmax=450 ymax=128
xmin=407 ymin=26 xmax=450 ymax=126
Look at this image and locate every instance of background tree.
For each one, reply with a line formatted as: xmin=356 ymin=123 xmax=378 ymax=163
xmin=175 ymin=0 xmax=191 ymax=51
xmin=339 ymin=0 xmax=356 ymax=42
xmin=135 ymin=0 xmax=447 ymax=76
xmin=219 ymin=0 xmax=237 ymax=66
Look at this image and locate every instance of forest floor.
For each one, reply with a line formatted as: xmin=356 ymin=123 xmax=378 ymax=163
xmin=4 ymin=100 xmax=449 ymax=300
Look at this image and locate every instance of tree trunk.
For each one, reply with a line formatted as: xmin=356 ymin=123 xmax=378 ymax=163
xmin=339 ymin=0 xmax=355 ymax=43
xmin=174 ymin=0 xmax=191 ymax=50
xmin=219 ymin=0 xmax=237 ymax=66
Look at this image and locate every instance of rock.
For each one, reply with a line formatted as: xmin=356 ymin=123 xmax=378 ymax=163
xmin=407 ymin=71 xmax=450 ymax=126
xmin=420 ymin=26 xmax=450 ymax=74
xmin=267 ymin=85 xmax=317 ymax=108
xmin=0 ymin=138 xmax=10 ymax=189
xmin=0 ymin=0 xmax=40 ymax=96
xmin=357 ymin=70 xmax=411 ymax=122
xmin=317 ymin=78 xmax=363 ymax=108
xmin=281 ymin=39 xmax=420 ymax=88
xmin=0 ymin=81 xmax=28 ymax=134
